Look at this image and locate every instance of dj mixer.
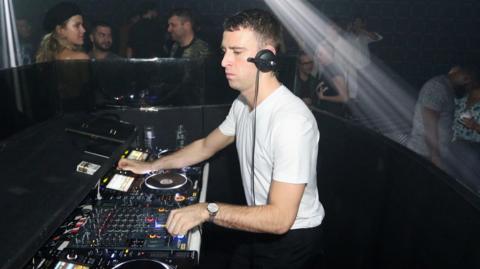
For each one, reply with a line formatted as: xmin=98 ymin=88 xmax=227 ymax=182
xmin=25 ymin=148 xmax=207 ymax=269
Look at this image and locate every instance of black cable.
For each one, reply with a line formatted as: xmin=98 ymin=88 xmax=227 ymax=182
xmin=251 ymin=70 xmax=260 ymax=206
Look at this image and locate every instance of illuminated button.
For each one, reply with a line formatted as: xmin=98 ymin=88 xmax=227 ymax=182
xmin=66 ymin=253 xmax=78 ymax=261
xmin=148 ymin=234 xmax=157 ymax=239
xmin=157 ymin=208 xmax=165 ymax=213
xmin=174 ymin=194 xmax=186 ymax=202
xmin=145 ymin=216 xmax=154 ymax=223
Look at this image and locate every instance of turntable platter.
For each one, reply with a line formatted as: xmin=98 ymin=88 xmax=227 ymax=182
xmin=144 ymin=172 xmax=188 ymax=190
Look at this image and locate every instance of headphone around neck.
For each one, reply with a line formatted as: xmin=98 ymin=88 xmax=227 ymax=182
xmin=247 ymin=49 xmax=277 ymax=72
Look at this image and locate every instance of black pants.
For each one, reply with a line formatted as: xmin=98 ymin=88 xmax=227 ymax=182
xmin=229 ymin=225 xmax=324 ymax=269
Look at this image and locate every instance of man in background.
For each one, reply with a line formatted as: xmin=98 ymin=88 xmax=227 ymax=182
xmin=345 ymin=17 xmax=382 ymax=100
xmin=89 ymin=21 xmax=120 ymax=60
xmin=16 ymin=17 xmax=35 ymax=65
xmin=127 ymin=1 xmax=165 ymax=58
xmin=166 ymin=8 xmax=210 ymax=58
xmin=407 ymin=66 xmax=471 ymax=168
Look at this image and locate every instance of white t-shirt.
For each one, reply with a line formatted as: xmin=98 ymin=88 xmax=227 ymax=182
xmin=407 ymin=75 xmax=454 ymax=158
xmin=219 ymin=85 xmax=324 ymax=229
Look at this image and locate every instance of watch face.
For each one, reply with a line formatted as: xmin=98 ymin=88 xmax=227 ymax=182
xmin=208 ymin=203 xmax=218 ymax=213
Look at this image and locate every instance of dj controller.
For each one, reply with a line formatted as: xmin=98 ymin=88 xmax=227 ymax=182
xmin=25 ymin=148 xmax=206 ymax=269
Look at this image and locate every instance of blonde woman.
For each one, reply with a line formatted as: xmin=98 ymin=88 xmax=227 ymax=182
xmin=36 ymin=2 xmax=89 ymax=62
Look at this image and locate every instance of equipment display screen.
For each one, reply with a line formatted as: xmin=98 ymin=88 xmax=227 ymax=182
xmin=127 ymin=150 xmax=148 ymax=161
xmin=54 ymin=261 xmax=89 ymax=269
xmin=106 ymin=174 xmax=135 ymax=192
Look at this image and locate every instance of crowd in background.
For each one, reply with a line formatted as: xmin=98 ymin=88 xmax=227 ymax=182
xmin=14 ymin=1 xmax=480 ymax=192
xmin=16 ymin=1 xmax=211 ymax=64
xmin=292 ymin=17 xmax=382 ymax=117
xmin=407 ymin=65 xmax=480 ymax=191
xmin=290 ymin=16 xmax=480 ymax=192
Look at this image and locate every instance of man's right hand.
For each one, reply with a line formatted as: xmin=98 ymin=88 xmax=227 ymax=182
xmin=117 ymin=159 xmax=153 ymax=174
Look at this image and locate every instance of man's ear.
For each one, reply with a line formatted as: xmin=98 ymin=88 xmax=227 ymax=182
xmin=263 ymin=44 xmax=277 ymax=56
xmin=89 ymin=34 xmax=94 ymax=44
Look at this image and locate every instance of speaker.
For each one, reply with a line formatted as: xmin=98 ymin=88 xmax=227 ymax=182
xmin=247 ymin=49 xmax=277 ymax=72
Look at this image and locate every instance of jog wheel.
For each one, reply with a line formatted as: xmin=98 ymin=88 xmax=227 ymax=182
xmin=144 ymin=172 xmax=188 ymax=190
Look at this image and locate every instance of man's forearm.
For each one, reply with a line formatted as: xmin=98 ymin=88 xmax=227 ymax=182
xmin=151 ymin=138 xmax=214 ymax=171
xmin=212 ymin=203 xmax=294 ymax=235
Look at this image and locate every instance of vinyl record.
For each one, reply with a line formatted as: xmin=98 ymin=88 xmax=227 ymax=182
xmin=112 ymin=259 xmax=172 ymax=269
xmin=144 ymin=172 xmax=188 ymax=190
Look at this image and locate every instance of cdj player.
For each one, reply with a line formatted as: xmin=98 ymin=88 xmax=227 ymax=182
xmin=25 ymin=148 xmax=208 ymax=269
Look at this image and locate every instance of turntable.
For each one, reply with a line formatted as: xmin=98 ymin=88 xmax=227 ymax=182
xmin=144 ymin=172 xmax=191 ymax=191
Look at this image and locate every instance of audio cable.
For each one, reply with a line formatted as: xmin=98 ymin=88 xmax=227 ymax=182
xmin=250 ymin=69 xmax=260 ymax=206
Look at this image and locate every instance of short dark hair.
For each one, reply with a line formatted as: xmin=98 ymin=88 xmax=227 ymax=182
xmin=137 ymin=1 xmax=157 ymax=16
xmin=168 ymin=8 xmax=196 ymax=30
xmin=90 ymin=21 xmax=112 ymax=33
xmin=223 ymin=9 xmax=283 ymax=53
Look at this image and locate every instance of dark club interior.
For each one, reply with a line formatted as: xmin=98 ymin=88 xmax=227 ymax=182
xmin=1 ymin=1 xmax=480 ymax=269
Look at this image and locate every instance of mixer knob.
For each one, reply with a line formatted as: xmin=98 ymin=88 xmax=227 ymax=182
xmin=66 ymin=252 xmax=78 ymax=261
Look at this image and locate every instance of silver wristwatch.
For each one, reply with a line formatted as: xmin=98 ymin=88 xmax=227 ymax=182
xmin=207 ymin=203 xmax=219 ymax=222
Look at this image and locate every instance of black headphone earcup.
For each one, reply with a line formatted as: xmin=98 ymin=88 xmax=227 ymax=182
xmin=251 ymin=49 xmax=277 ymax=72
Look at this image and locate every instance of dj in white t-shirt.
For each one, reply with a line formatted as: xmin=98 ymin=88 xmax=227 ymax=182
xmin=219 ymin=85 xmax=324 ymax=229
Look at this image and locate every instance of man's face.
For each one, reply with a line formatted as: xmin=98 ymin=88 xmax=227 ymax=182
xmin=167 ymin=16 xmax=187 ymax=42
xmin=90 ymin=26 xmax=112 ymax=51
xmin=16 ymin=19 xmax=31 ymax=39
xmin=448 ymin=66 xmax=470 ymax=87
xmin=353 ymin=18 xmax=366 ymax=28
xmin=315 ymin=45 xmax=333 ymax=66
xmin=221 ymin=27 xmax=260 ymax=94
